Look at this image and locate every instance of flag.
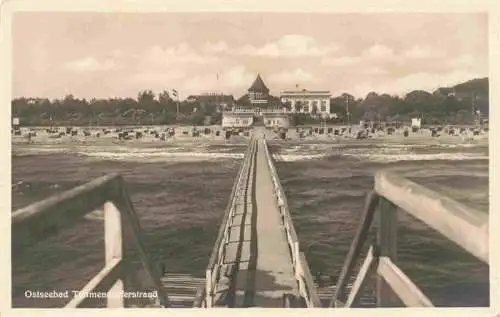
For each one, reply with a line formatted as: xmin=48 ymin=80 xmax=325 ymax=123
xmin=217 ymin=73 xmax=220 ymax=81
xmin=296 ymin=84 xmax=299 ymax=88
xmin=172 ymin=89 xmax=178 ymax=97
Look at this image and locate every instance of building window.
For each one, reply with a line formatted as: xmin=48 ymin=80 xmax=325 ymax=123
xmin=303 ymin=106 xmax=310 ymax=112
xmin=236 ymin=119 xmax=240 ymax=124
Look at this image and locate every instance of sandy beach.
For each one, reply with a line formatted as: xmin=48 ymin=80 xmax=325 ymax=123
xmin=11 ymin=124 xmax=488 ymax=147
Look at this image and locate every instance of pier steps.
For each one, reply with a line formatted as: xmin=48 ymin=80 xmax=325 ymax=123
xmin=162 ymin=273 xmax=205 ymax=308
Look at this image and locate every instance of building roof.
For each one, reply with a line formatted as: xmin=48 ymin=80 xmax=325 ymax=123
xmin=280 ymin=89 xmax=330 ymax=96
xmin=248 ymin=74 xmax=270 ymax=94
xmin=237 ymin=94 xmax=281 ymax=108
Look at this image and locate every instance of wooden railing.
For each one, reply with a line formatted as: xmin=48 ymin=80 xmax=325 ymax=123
xmin=262 ymin=139 xmax=321 ymax=308
xmin=330 ymin=171 xmax=489 ymax=308
xmin=202 ymin=138 xmax=258 ymax=308
xmin=12 ymin=173 xmax=169 ymax=308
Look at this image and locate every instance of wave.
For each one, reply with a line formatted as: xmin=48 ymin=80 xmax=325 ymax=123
xmin=77 ymin=151 xmax=244 ymax=162
xmin=273 ymin=153 xmax=327 ymax=162
xmin=341 ymin=152 xmax=488 ymax=163
xmin=12 ymin=147 xmax=70 ymax=156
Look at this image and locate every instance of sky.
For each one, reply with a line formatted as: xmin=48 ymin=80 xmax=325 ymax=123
xmin=12 ymin=12 xmax=488 ymax=100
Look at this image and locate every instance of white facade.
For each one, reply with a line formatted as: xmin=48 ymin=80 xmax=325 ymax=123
xmin=411 ymin=118 xmax=422 ymax=128
xmin=263 ymin=114 xmax=290 ymax=128
xmin=222 ymin=112 xmax=254 ymax=128
xmin=231 ymin=106 xmax=287 ymax=116
xmin=280 ymin=89 xmax=331 ymax=115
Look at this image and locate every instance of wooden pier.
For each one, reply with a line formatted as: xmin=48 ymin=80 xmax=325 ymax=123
xmin=12 ymin=131 xmax=489 ymax=308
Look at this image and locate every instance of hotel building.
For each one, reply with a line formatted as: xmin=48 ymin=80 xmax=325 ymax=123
xmin=222 ymin=74 xmax=290 ymax=129
xmin=280 ymin=89 xmax=331 ymax=115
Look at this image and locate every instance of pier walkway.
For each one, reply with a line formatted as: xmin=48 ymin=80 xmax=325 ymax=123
xmin=12 ymin=130 xmax=489 ymax=309
xmin=252 ymin=138 xmax=296 ymax=306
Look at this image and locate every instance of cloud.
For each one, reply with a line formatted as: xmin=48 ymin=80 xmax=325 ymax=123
xmin=351 ymin=70 xmax=483 ymax=97
xmin=322 ymin=56 xmax=358 ymax=67
xmin=55 ymin=38 xmax=484 ymax=101
xmin=222 ymin=66 xmax=256 ymax=88
xmin=235 ymin=35 xmax=339 ymax=57
xmin=362 ymin=44 xmax=395 ymax=60
xmin=162 ymin=65 xmax=256 ymax=97
xmin=269 ymin=68 xmax=317 ymax=85
xmin=203 ymin=41 xmax=229 ymax=54
xmin=322 ymin=44 xmax=396 ymax=68
xmin=127 ymin=70 xmax=186 ymax=87
xmin=402 ymin=46 xmax=435 ymax=59
xmin=62 ymin=57 xmax=117 ymax=72
xmin=110 ymin=49 xmax=125 ymax=59
xmin=185 ymin=66 xmax=253 ymax=90
xmin=448 ymin=54 xmax=476 ymax=68
xmin=321 ymin=43 xmax=464 ymax=79
xmin=362 ymin=66 xmax=388 ymax=76
xmin=142 ymin=43 xmax=219 ymax=68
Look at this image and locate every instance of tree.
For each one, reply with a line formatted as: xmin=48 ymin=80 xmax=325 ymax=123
xmin=190 ymin=112 xmax=205 ymax=126
xmin=203 ymin=103 xmax=217 ymax=116
xmin=137 ymin=90 xmax=159 ymax=113
xmin=8 ymin=77 xmax=489 ymax=126
xmin=404 ymin=90 xmax=435 ymax=115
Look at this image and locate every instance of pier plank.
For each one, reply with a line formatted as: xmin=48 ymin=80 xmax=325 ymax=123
xmin=250 ymin=139 xmax=297 ymax=307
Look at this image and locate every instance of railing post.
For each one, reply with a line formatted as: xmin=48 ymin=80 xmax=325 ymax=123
xmin=376 ymin=197 xmax=398 ymax=307
xmin=205 ymin=270 xmax=213 ymax=308
xmin=104 ymin=201 xmax=125 ymax=308
xmin=294 ymin=241 xmax=302 ymax=302
xmin=296 ymin=254 xmax=304 ymax=297
xmin=293 ymin=241 xmax=300 ymax=275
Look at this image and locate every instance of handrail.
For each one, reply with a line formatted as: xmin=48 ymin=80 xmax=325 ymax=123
xmin=12 ymin=174 xmax=169 ymax=308
xmin=330 ymin=191 xmax=379 ymax=307
xmin=261 ymin=139 xmax=320 ymax=307
xmin=298 ymin=252 xmax=322 ymax=307
xmin=12 ymin=173 xmax=120 ymax=251
xmin=330 ymin=170 xmax=489 ymax=308
xmin=203 ymin=137 xmax=257 ymax=307
xmin=374 ymin=171 xmax=488 ymax=263
xmin=261 ymin=139 xmax=299 ymax=248
xmin=205 ymin=140 xmax=254 ymax=269
xmin=193 ymin=286 xmax=206 ymax=308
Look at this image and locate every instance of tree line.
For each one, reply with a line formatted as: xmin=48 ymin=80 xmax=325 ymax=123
xmin=12 ymin=90 xmax=221 ymax=126
xmin=11 ymin=78 xmax=488 ymax=126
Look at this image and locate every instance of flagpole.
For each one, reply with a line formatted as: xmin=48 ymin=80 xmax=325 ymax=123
xmin=172 ymin=88 xmax=179 ymax=118
xmin=472 ymin=92 xmax=475 ymax=116
xmin=346 ymin=95 xmax=350 ymax=125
